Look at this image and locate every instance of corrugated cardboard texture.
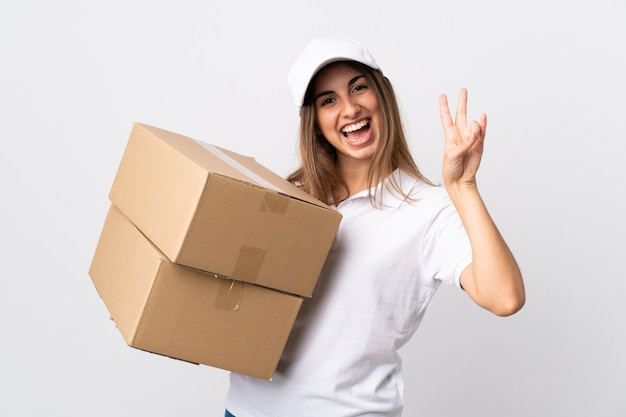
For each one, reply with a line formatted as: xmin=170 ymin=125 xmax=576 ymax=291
xmin=89 ymin=205 xmax=303 ymax=380
xmin=109 ymin=122 xmax=341 ymax=297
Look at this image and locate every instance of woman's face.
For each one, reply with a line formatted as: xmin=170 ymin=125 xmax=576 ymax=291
xmin=313 ymin=62 xmax=381 ymax=170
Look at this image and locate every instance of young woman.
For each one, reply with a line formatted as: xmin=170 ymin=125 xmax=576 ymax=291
xmin=224 ymin=37 xmax=525 ymax=417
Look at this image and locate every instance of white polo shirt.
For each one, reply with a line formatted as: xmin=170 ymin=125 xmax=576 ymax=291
xmin=226 ymin=170 xmax=472 ymax=417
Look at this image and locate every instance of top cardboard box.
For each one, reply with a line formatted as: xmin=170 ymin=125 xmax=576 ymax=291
xmin=109 ymin=123 xmax=341 ymax=297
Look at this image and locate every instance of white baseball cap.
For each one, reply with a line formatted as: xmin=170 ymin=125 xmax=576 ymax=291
xmin=287 ymin=37 xmax=381 ymax=109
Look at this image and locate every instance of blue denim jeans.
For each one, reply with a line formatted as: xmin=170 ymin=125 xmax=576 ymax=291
xmin=225 ymin=410 xmax=235 ymax=417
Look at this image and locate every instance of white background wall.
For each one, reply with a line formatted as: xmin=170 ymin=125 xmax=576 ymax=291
xmin=1 ymin=1 xmax=624 ymax=416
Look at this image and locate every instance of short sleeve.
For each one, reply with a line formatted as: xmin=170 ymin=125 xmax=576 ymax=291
xmin=420 ymin=193 xmax=472 ymax=289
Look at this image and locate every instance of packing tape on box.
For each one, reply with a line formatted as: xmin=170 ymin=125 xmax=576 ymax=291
xmin=215 ymin=277 xmax=243 ymax=311
xmin=198 ymin=141 xmax=281 ymax=193
xmin=199 ymin=141 xmax=290 ymax=215
xmin=232 ymin=246 xmax=266 ymax=283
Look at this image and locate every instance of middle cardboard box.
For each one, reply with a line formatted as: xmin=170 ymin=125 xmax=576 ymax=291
xmin=109 ymin=122 xmax=342 ymax=297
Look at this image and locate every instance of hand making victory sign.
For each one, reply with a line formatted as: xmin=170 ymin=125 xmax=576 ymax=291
xmin=439 ymin=87 xmax=487 ymax=188
xmin=437 ymin=87 xmax=525 ymax=316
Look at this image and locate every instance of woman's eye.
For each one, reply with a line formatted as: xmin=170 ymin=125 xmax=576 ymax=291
xmin=353 ymin=84 xmax=368 ymax=93
xmin=320 ymin=97 xmax=334 ymax=107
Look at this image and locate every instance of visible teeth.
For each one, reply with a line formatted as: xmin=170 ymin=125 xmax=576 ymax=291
xmin=342 ymin=120 xmax=369 ymax=133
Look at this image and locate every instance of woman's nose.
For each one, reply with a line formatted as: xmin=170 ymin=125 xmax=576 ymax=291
xmin=341 ymin=97 xmax=360 ymax=118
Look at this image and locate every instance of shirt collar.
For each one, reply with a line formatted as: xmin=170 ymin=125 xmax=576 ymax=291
xmin=344 ymin=169 xmax=420 ymax=209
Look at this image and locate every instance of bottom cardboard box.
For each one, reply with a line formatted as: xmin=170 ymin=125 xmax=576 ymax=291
xmin=89 ymin=205 xmax=302 ymax=380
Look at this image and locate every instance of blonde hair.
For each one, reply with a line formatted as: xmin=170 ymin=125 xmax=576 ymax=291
xmin=287 ymin=61 xmax=434 ymax=206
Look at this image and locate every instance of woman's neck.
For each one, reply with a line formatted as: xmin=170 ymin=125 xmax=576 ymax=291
xmin=338 ymin=160 xmax=371 ymax=197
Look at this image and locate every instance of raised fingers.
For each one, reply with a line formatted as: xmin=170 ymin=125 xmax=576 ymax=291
xmin=439 ymin=93 xmax=454 ymax=129
xmin=455 ymin=87 xmax=468 ymax=127
xmin=440 ymin=88 xmax=486 ymax=141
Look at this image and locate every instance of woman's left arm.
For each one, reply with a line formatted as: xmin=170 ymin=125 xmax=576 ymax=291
xmin=439 ymin=88 xmax=525 ymax=316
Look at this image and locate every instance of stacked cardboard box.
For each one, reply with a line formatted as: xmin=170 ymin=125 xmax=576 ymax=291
xmin=89 ymin=123 xmax=341 ymax=380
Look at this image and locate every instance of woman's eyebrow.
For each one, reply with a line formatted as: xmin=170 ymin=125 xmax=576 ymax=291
xmin=314 ymin=89 xmax=334 ymax=102
xmin=347 ymin=74 xmax=365 ymax=86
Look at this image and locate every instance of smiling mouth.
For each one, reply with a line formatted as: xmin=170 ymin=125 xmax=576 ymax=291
xmin=341 ymin=119 xmax=370 ymax=142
